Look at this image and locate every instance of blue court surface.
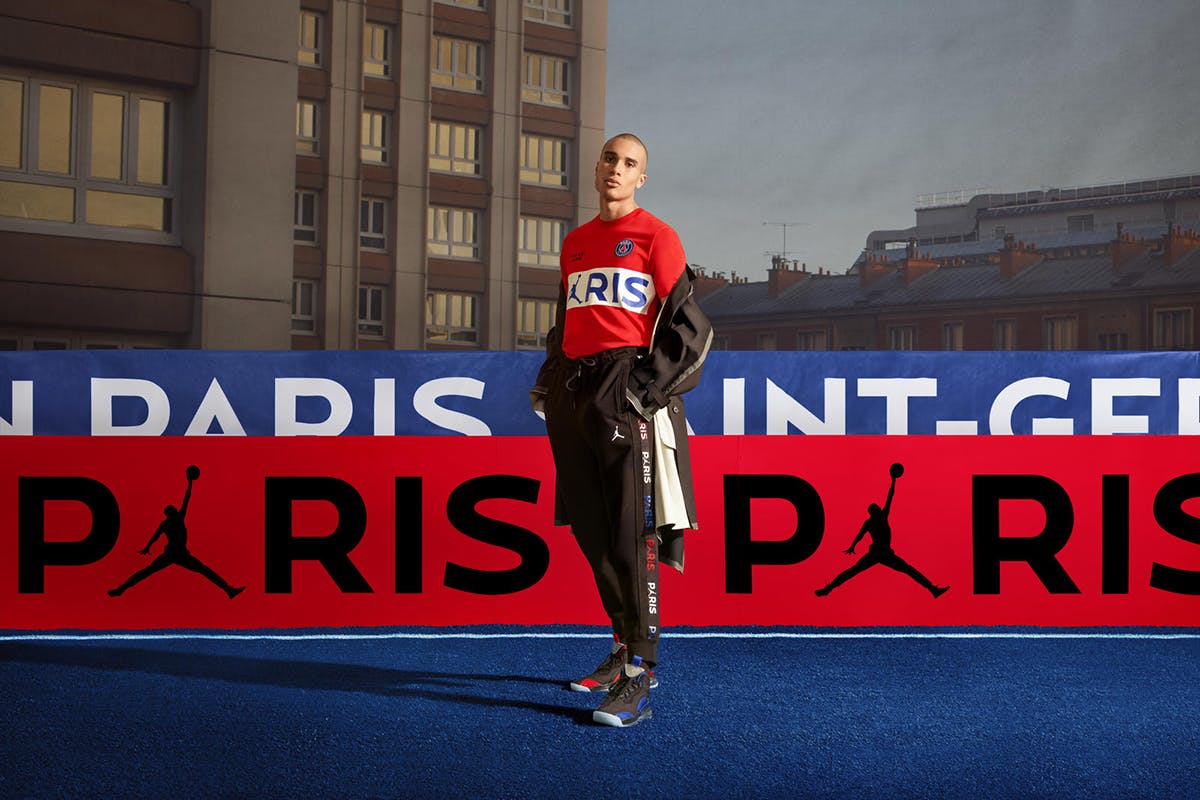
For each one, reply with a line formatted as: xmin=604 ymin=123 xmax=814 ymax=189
xmin=1 ymin=627 xmax=1197 ymax=799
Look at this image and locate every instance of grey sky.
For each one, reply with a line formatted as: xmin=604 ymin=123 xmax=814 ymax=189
xmin=603 ymin=0 xmax=1200 ymax=280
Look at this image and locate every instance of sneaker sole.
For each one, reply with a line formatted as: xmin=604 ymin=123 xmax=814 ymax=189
xmin=569 ymin=676 xmax=658 ymax=693
xmin=593 ymin=707 xmax=652 ymax=727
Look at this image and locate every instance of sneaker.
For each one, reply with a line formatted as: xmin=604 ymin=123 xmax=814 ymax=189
xmin=569 ymin=638 xmax=626 ymax=692
xmin=593 ymin=657 xmax=653 ymax=728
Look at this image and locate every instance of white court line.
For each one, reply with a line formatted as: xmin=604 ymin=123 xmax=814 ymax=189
xmin=1 ymin=632 xmax=1198 ymax=641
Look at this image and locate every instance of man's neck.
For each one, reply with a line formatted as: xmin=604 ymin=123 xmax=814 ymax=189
xmin=598 ymin=198 xmax=639 ymax=222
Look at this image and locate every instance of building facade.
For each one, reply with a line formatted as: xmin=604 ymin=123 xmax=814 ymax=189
xmin=0 ymin=0 xmax=605 ymax=350
xmin=699 ymin=177 xmax=1200 ymax=352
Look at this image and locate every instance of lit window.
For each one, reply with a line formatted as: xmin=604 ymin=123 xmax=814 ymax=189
xmin=943 ymin=322 xmax=964 ymax=351
xmin=517 ymin=298 xmax=556 ymax=349
xmin=431 ymin=37 xmax=484 ymax=93
xmin=1153 ymin=309 xmax=1193 ymax=350
xmin=522 ymin=53 xmax=570 ymax=107
xmin=292 ymin=279 xmax=317 ymax=333
xmin=294 ymin=190 xmax=318 ymax=243
xmin=296 ymin=100 xmax=319 ymax=155
xmin=358 ymin=285 xmax=386 ymax=337
xmin=362 ymin=110 xmax=389 ymax=164
xmin=427 ymin=206 xmax=480 ymax=259
xmin=298 ymin=11 xmax=322 ymax=66
xmin=0 ymin=75 xmax=175 ymax=236
xmin=363 ymin=24 xmax=391 ymax=78
xmin=993 ymin=319 xmax=1016 ymax=351
xmin=519 ymin=134 xmax=567 ymax=187
xmin=524 ymin=0 xmax=571 ymax=26
xmin=360 ymin=197 xmax=387 ymax=250
xmin=518 ymin=216 xmax=564 ymax=267
xmin=1042 ymin=317 xmax=1077 ymax=350
xmin=429 ymin=121 xmax=481 ymax=175
xmin=426 ymin=292 xmax=479 ymax=344
xmin=889 ymin=325 xmax=917 ymax=351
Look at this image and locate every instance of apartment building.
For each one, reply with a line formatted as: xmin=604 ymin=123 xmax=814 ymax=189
xmin=699 ymin=176 xmax=1200 ymax=351
xmin=0 ymin=0 xmax=605 ymax=350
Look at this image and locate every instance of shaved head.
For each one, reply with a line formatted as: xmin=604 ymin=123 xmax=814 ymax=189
xmin=603 ymin=133 xmax=648 ymax=170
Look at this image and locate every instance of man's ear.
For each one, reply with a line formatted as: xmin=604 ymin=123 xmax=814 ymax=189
xmin=636 ymin=173 xmax=647 ymax=188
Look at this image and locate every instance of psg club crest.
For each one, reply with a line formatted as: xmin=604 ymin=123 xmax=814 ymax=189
xmin=614 ymin=238 xmax=634 ymax=257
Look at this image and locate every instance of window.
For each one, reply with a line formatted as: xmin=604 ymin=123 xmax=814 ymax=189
xmin=429 ymin=121 xmax=481 ymax=175
xmin=519 ymin=134 xmax=568 ymax=187
xmin=711 ymin=336 xmax=730 ymax=351
xmin=518 ymin=216 xmax=564 ymax=267
xmin=524 ymin=0 xmax=571 ymax=26
xmin=1042 ymin=316 xmax=1077 ymax=350
xmin=298 ymin=11 xmax=322 ymax=66
xmin=292 ymin=279 xmax=317 ymax=333
xmin=437 ymin=0 xmax=485 ymax=7
xmin=296 ymin=100 xmax=319 ymax=155
xmin=426 ymin=291 xmax=479 ymax=344
xmin=360 ymin=197 xmax=387 ymax=250
xmin=427 ymin=206 xmax=480 ymax=259
xmin=523 ymin=53 xmax=570 ymax=107
xmin=796 ymin=330 xmax=827 ymax=351
xmin=358 ymin=285 xmax=385 ymax=337
xmin=1067 ymin=214 xmax=1094 ymax=233
xmin=993 ymin=226 xmax=1006 ymax=240
xmin=994 ymin=319 xmax=1016 ymax=351
xmin=294 ymin=190 xmax=318 ymax=243
xmin=0 ymin=75 xmax=175 ymax=237
xmin=889 ymin=325 xmax=916 ymax=351
xmin=361 ymin=110 xmax=389 ymax=164
xmin=1153 ymin=309 xmax=1193 ymax=350
xmin=1098 ymin=332 xmax=1129 ymax=350
xmin=757 ymin=332 xmax=777 ymax=351
xmin=431 ymin=37 xmax=484 ymax=93
xmin=517 ymin=298 xmax=556 ymax=349
xmin=943 ymin=322 xmax=964 ymax=351
xmin=363 ymin=24 xmax=392 ymax=78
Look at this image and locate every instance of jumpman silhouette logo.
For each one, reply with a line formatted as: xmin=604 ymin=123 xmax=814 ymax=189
xmin=611 ymin=424 xmax=626 ymax=442
xmin=815 ymin=462 xmax=948 ymax=599
xmin=108 ymin=465 xmax=245 ymax=599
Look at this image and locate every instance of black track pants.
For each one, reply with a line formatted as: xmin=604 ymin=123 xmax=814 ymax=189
xmin=544 ymin=348 xmax=660 ymax=667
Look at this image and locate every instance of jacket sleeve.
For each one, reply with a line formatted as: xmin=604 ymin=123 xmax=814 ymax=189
xmin=626 ymin=266 xmax=713 ymax=419
xmin=529 ymin=283 xmax=567 ymax=413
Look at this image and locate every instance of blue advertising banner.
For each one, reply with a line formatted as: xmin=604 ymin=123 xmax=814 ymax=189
xmin=1 ymin=350 xmax=1199 ymax=436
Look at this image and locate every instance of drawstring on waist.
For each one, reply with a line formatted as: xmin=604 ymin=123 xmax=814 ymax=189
xmin=563 ymin=347 xmax=643 ymax=392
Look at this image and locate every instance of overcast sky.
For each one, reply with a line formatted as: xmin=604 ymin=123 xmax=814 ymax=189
xmin=603 ymin=0 xmax=1200 ymax=280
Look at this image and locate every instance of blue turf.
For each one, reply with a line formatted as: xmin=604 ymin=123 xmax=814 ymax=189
xmin=1 ymin=628 xmax=1197 ymax=799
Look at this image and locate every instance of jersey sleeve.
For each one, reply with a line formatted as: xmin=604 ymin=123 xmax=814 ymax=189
xmin=648 ymin=225 xmax=687 ymax=299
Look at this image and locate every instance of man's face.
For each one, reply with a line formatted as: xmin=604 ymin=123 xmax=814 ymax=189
xmin=594 ymin=137 xmax=647 ymax=202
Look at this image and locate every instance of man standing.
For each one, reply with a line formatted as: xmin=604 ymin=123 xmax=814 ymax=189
xmin=531 ymin=133 xmax=712 ymax=728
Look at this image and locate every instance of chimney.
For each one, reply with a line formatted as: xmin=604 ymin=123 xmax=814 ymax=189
xmin=767 ymin=259 xmax=811 ymax=297
xmin=1162 ymin=225 xmax=1200 ymax=267
xmin=1111 ymin=226 xmax=1152 ymax=274
xmin=693 ymin=269 xmax=730 ymax=299
xmin=901 ymin=249 xmax=938 ymax=285
xmin=858 ymin=252 xmax=895 ymax=288
xmin=998 ymin=237 xmax=1042 ymax=280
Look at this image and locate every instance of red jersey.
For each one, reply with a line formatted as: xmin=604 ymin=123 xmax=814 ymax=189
xmin=559 ymin=207 xmax=686 ymax=359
